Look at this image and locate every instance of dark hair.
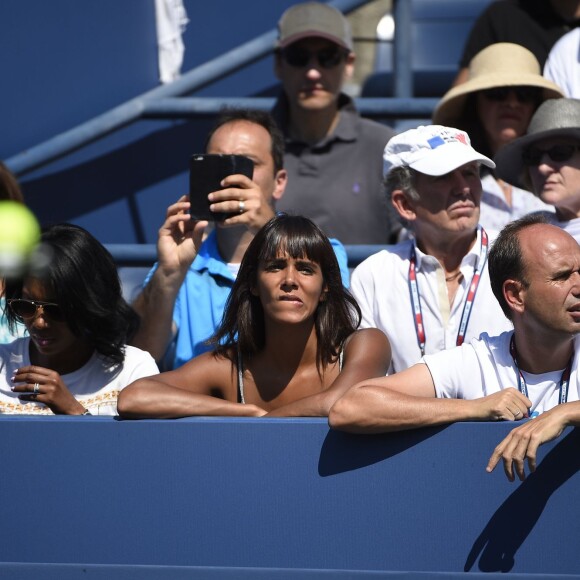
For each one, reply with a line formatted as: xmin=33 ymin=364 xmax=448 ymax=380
xmin=457 ymin=91 xmax=543 ymax=177
xmin=463 ymin=93 xmax=493 ymax=161
xmin=4 ymin=223 xmax=139 ymax=365
xmin=488 ymin=213 xmax=549 ymax=319
xmin=0 ymin=162 xmax=24 ymax=203
xmin=211 ymin=214 xmax=361 ymax=371
xmin=204 ymin=108 xmax=285 ymax=174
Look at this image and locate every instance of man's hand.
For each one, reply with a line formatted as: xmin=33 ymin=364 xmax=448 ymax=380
xmin=208 ymin=174 xmax=275 ymax=234
xmin=486 ymin=406 xmax=569 ymax=482
xmin=157 ymin=195 xmax=208 ymax=278
xmin=130 ymin=195 xmax=208 ymax=361
xmin=472 ymin=387 xmax=531 ymax=422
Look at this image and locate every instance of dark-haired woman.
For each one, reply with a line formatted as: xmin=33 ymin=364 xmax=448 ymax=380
xmin=1 ymin=224 xmax=159 ymax=415
xmin=118 ymin=215 xmax=390 ymax=418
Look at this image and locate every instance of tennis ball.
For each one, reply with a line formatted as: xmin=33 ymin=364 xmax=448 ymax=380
xmin=0 ymin=201 xmax=41 ymax=277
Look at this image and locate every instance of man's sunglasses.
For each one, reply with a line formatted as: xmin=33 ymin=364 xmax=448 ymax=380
xmin=522 ymin=144 xmax=580 ymax=167
xmin=7 ymin=299 xmax=65 ymax=322
xmin=481 ymin=86 xmax=542 ymax=104
xmin=280 ymin=46 xmax=348 ymax=69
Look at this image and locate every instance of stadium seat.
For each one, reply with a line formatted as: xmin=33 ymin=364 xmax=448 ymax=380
xmin=362 ymin=0 xmax=493 ymax=98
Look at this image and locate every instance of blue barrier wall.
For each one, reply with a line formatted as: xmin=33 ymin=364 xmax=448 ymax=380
xmin=1 ymin=416 xmax=580 ymax=577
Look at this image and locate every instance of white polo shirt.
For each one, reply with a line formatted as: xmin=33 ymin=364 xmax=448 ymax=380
xmin=351 ymin=228 xmax=512 ymax=373
xmin=424 ymin=331 xmax=580 ymax=416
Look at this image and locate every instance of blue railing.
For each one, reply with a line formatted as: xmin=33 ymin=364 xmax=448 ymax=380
xmin=106 ymin=243 xmax=386 ymax=270
xmin=4 ymin=0 xmax=425 ymax=177
xmin=140 ymin=96 xmax=437 ymax=119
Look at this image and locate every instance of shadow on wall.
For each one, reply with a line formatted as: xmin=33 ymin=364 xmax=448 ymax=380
xmin=464 ymin=427 xmax=580 ymax=573
xmin=318 ymin=425 xmax=446 ymax=476
xmin=319 ymin=424 xmax=580 ymax=574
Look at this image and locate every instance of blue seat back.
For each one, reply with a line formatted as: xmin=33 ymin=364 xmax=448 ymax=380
xmin=363 ymin=0 xmax=493 ymax=98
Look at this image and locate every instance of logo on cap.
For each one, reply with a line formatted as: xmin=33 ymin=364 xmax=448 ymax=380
xmin=427 ymin=130 xmax=468 ymax=151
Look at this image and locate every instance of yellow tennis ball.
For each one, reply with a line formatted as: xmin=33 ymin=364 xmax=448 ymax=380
xmin=0 ymin=201 xmax=41 ymax=276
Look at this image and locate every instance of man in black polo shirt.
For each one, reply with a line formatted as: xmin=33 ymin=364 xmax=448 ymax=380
xmin=454 ymin=0 xmax=580 ymax=86
xmin=272 ymin=2 xmax=398 ymax=245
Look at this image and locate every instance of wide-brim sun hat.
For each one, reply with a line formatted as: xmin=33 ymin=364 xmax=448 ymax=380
xmin=494 ymin=98 xmax=580 ymax=189
xmin=433 ymin=43 xmax=564 ymax=127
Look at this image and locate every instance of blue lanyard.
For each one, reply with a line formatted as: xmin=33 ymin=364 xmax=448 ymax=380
xmin=509 ymin=335 xmax=572 ymax=416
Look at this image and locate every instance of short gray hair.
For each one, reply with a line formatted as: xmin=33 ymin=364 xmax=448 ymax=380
xmin=384 ymin=166 xmax=420 ymax=228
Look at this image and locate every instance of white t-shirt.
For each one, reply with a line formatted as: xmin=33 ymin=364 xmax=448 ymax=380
xmin=351 ymin=229 xmax=512 ymax=374
xmin=424 ymin=331 xmax=580 ymax=416
xmin=0 ymin=338 xmax=159 ymax=415
xmin=544 ymin=28 xmax=580 ymax=98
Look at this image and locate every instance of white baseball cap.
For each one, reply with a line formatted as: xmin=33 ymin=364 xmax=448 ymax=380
xmin=383 ymin=125 xmax=495 ymax=178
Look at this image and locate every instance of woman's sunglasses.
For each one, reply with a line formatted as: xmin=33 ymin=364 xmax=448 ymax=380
xmin=7 ymin=299 xmax=65 ymax=322
xmin=522 ymin=144 xmax=580 ymax=167
xmin=279 ymin=46 xmax=347 ymax=69
xmin=481 ymin=86 xmax=542 ymax=104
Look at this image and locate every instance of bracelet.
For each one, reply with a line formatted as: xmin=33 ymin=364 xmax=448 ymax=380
xmin=82 ymin=409 xmax=92 ymax=416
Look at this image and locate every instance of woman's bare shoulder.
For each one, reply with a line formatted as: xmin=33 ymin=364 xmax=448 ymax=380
xmin=345 ymin=328 xmax=390 ymax=349
xmin=342 ymin=328 xmax=391 ymax=370
xmin=161 ymin=347 xmax=239 ymax=398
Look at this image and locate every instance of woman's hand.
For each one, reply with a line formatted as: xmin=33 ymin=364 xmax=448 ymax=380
xmin=244 ymin=404 xmax=268 ymax=417
xmin=11 ymin=365 xmax=87 ymax=415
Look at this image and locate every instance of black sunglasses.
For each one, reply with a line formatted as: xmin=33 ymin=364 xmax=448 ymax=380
xmin=481 ymin=86 xmax=543 ymax=104
xmin=522 ymin=144 xmax=580 ymax=167
xmin=7 ymin=299 xmax=65 ymax=322
xmin=280 ymin=46 xmax=347 ymax=69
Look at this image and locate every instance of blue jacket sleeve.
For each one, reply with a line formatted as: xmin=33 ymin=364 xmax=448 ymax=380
xmin=329 ymin=238 xmax=350 ymax=288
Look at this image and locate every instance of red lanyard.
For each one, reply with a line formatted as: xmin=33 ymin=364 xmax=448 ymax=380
xmin=408 ymin=227 xmax=489 ymax=356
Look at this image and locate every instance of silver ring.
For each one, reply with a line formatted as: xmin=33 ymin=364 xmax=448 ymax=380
xmin=33 ymin=383 xmax=40 ymax=394
xmin=238 ymin=200 xmax=245 ymax=214
xmin=514 ymin=409 xmax=521 ymax=416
